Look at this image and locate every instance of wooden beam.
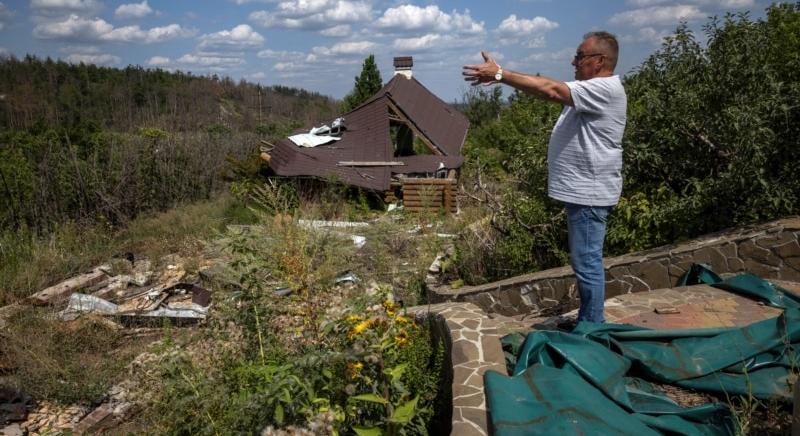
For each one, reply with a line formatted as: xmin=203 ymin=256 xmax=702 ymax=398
xmin=337 ymin=161 xmax=405 ymax=167
xmin=28 ymin=267 xmax=108 ymax=305
xmin=400 ymin=178 xmax=456 ymax=185
xmin=385 ymin=99 xmax=443 ymax=155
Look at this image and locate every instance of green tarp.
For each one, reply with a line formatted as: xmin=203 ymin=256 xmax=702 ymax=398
xmin=484 ymin=265 xmax=800 ymax=435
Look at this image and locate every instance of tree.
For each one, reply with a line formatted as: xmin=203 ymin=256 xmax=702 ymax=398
xmin=342 ymin=55 xmax=383 ymax=112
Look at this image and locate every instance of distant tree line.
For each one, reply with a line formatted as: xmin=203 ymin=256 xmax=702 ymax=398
xmin=0 ymin=55 xmax=337 ymax=132
xmin=0 ymin=56 xmax=340 ymax=232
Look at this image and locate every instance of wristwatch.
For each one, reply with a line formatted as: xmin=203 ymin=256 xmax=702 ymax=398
xmin=494 ymin=67 xmax=503 ymax=82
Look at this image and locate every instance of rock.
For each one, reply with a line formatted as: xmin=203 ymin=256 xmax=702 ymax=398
xmin=1 ymin=423 xmax=23 ymax=436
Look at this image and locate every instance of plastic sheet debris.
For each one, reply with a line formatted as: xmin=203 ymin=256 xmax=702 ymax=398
xmin=57 ymin=283 xmax=212 ymax=322
xmin=58 ymin=294 xmax=119 ymax=321
xmin=350 ymin=235 xmax=366 ymax=249
xmin=288 ymin=133 xmax=341 ymax=148
xmin=137 ymin=305 xmax=208 ymax=319
xmin=335 ymin=273 xmax=359 ymax=285
xmin=298 ymin=219 xmax=370 ymax=228
xmin=274 ymin=287 xmax=293 ymax=297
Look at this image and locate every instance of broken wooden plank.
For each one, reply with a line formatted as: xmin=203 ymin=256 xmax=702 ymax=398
xmin=337 ymin=161 xmax=405 ymax=167
xmin=28 ymin=268 xmax=108 ymax=306
xmin=400 ymin=178 xmax=457 ymax=185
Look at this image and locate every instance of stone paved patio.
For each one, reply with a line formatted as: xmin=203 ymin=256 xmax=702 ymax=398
xmin=409 ymin=278 xmax=800 ymax=435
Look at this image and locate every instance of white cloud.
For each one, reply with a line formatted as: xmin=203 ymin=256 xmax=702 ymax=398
xmin=0 ymin=3 xmax=13 ymax=31
xmin=0 ymin=47 xmax=9 ymax=57
xmin=33 ymin=15 xmax=195 ymax=43
xmin=105 ymin=23 xmax=195 ymax=43
xmin=257 ymin=48 xmax=305 ymax=60
xmin=65 ymin=52 xmax=121 ymax=65
xmin=320 ymin=24 xmax=351 ymax=37
xmin=273 ymin=61 xmax=296 ymax=71
xmin=393 ymin=34 xmax=440 ymax=51
xmin=31 ymin=0 xmax=101 ymax=14
xmin=627 ymin=0 xmax=753 ymax=7
xmin=625 ymin=0 xmax=670 ymax=6
xmin=524 ymin=47 xmax=574 ymax=63
xmin=712 ymin=0 xmax=755 ymax=7
xmin=114 ymin=1 xmax=153 ymax=20
xmin=249 ymin=0 xmax=372 ymax=30
xmin=497 ymin=15 xmax=558 ymax=35
xmin=311 ymin=40 xmax=377 ymax=56
xmin=609 ymin=5 xmax=706 ymax=27
xmin=176 ymin=53 xmax=245 ymax=68
xmin=147 ymin=55 xmax=170 ymax=66
xmin=199 ymin=24 xmax=264 ymax=50
xmin=620 ymin=26 xmax=672 ymax=45
xmin=33 ymin=14 xmax=112 ymax=40
xmin=375 ymin=5 xmax=484 ymax=34
xmin=246 ymin=71 xmax=267 ymax=80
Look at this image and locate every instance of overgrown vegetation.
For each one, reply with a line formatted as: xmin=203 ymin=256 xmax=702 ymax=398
xmin=455 ymin=3 xmax=800 ymax=284
xmin=143 ymin=201 xmax=448 ymax=434
xmin=0 ymin=194 xmax=254 ymax=305
xmin=0 ymin=56 xmax=338 ymax=232
xmin=0 ymin=56 xmax=336 ymax=132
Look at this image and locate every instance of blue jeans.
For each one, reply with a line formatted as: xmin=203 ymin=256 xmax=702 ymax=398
xmin=565 ymin=203 xmax=612 ymax=323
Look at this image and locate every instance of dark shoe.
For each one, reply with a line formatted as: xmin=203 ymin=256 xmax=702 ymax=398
xmin=555 ymin=318 xmax=578 ymax=332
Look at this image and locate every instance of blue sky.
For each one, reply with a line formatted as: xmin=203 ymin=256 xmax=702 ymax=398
xmin=0 ymin=0 xmax=770 ymax=102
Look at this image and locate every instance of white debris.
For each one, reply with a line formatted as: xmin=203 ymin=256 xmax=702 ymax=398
xmin=298 ymin=219 xmax=370 ymax=229
xmin=58 ymin=293 xmax=119 ymax=321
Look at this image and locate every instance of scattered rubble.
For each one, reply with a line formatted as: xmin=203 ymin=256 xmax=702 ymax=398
xmin=27 ymin=266 xmax=109 ymax=306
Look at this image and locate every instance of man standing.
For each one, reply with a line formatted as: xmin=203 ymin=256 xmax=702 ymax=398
xmin=462 ymin=32 xmax=627 ymax=323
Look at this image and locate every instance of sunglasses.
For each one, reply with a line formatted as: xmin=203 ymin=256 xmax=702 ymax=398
xmin=573 ymin=53 xmax=604 ymax=62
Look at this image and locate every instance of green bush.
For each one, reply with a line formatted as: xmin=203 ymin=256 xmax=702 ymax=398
xmin=610 ymin=4 xmax=800 ymax=251
xmin=457 ymin=3 xmax=800 ymax=283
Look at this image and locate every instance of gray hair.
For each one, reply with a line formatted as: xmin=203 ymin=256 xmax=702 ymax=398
xmin=584 ymin=31 xmax=619 ymax=71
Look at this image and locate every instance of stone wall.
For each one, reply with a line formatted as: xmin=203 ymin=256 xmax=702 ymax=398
xmin=430 ymin=217 xmax=800 ymax=317
xmin=407 ymin=303 xmax=523 ymax=436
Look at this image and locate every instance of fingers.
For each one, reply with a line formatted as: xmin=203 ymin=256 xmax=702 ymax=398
xmin=481 ymin=51 xmax=491 ymax=62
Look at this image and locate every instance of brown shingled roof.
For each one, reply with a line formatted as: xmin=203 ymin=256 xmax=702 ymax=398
xmin=269 ymin=74 xmax=469 ymax=191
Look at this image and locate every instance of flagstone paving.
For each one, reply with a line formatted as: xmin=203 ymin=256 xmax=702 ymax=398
xmin=409 ymin=278 xmax=800 ymax=435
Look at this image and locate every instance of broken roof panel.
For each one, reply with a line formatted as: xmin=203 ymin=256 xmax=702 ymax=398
xmin=268 ymin=70 xmax=470 ymax=191
xmin=271 ymin=97 xmax=392 ymax=190
xmin=383 ymin=76 xmax=470 ymax=157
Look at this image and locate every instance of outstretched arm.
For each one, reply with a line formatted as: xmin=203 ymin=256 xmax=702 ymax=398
xmin=462 ymin=51 xmax=573 ymax=106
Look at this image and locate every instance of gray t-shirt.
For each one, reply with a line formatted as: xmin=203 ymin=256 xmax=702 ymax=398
xmin=547 ymin=75 xmax=627 ymax=206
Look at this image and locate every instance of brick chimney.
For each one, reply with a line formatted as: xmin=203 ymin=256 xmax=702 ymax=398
xmin=393 ymin=56 xmax=413 ymax=79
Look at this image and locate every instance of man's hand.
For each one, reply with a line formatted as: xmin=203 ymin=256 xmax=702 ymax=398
xmin=462 ymin=51 xmax=501 ymax=86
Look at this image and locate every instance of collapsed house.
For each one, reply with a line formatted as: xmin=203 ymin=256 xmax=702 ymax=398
xmin=263 ymin=56 xmax=470 ymax=213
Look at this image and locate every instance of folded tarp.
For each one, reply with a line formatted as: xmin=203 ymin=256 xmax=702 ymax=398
xmin=485 ymin=265 xmax=800 ymax=435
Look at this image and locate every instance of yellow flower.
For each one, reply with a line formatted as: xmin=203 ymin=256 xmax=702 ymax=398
xmin=394 ymin=315 xmax=411 ymax=324
xmin=394 ymin=329 xmax=409 ymax=347
xmin=348 ymin=319 xmax=372 ymax=339
xmin=346 ymin=314 xmax=363 ymax=323
xmin=383 ymin=300 xmax=398 ymax=317
xmin=347 ymin=362 xmax=364 ymax=379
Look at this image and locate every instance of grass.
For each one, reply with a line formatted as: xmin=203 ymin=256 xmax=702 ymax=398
xmin=0 ymin=193 xmax=258 ymax=407
xmin=0 ymin=193 xmax=256 ymax=305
